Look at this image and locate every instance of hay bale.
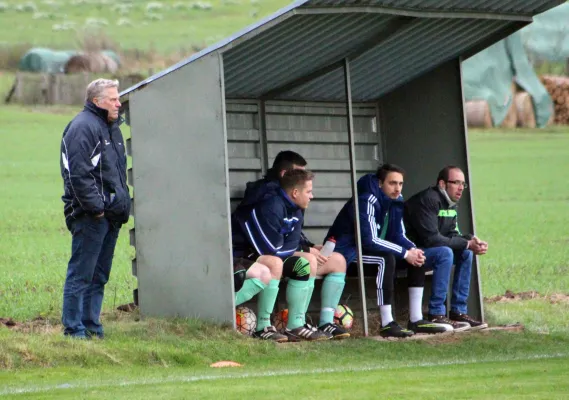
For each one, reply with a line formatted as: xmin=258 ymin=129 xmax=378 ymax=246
xmin=500 ymin=100 xmax=518 ymax=128
xmin=63 ymin=54 xmax=91 ymax=73
xmin=465 ymin=100 xmax=493 ymax=128
xmin=514 ymin=92 xmax=536 ymax=128
xmin=64 ymin=52 xmax=119 ymax=74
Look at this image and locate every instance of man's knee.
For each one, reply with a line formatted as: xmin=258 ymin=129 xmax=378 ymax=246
xmin=326 ymin=252 xmax=347 ymax=273
xmin=429 ymin=246 xmax=454 ymax=264
xmin=462 ymin=249 xmax=474 ymax=263
xmin=283 ymin=256 xmax=311 ymax=281
xmin=298 ymin=252 xmax=318 ymax=276
xmin=247 ymin=263 xmax=272 ymax=285
xmin=256 ymin=255 xmax=283 ymax=279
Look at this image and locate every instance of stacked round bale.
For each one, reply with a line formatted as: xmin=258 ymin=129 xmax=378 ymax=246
xmin=465 ymin=82 xmax=537 ymax=129
xmin=64 ymin=52 xmax=118 ymax=74
xmin=540 ymin=75 xmax=569 ymax=124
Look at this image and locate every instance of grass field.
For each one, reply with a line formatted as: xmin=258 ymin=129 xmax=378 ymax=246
xmin=1 ymin=105 xmax=568 ymax=321
xmin=0 ymin=0 xmax=291 ymax=53
xmin=0 ymin=104 xmax=568 ymax=398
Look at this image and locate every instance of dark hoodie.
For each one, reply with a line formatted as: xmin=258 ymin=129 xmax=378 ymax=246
xmin=60 ymin=102 xmax=131 ymax=226
xmin=234 ymin=169 xmax=314 ymax=251
xmin=231 ymin=187 xmax=303 ymax=259
xmin=325 ymin=173 xmax=415 ymax=263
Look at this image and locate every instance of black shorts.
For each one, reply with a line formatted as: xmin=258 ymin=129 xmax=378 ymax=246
xmin=233 ymin=257 xmax=255 ymax=292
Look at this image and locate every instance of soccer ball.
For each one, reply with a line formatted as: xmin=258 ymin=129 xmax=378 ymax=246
xmin=273 ymin=308 xmax=288 ymax=331
xmin=236 ymin=306 xmax=257 ymax=335
xmin=334 ymin=304 xmax=354 ymax=329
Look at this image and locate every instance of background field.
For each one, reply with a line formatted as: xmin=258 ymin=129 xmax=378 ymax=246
xmin=0 ymin=0 xmax=290 ymax=53
xmin=1 ymin=1 xmax=569 ymax=398
xmin=1 ymin=105 xmax=568 ymax=321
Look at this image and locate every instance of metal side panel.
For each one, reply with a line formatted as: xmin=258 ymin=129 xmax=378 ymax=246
xmin=265 ymin=101 xmax=380 ymax=245
xmin=379 ymin=58 xmax=483 ymax=320
xmin=225 ymin=99 xmax=382 ymax=245
xmin=226 ymin=101 xmax=262 ymax=210
xmin=129 ymin=52 xmax=234 ymax=323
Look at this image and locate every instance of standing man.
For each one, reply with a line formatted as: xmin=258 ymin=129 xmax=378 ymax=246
xmin=404 ymin=165 xmax=488 ymax=330
xmin=60 ymin=79 xmax=131 ymax=339
xmin=325 ymin=164 xmax=450 ymax=338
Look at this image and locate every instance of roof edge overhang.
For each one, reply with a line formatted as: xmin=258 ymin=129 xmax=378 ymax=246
xmin=295 ymin=6 xmax=534 ymax=22
xmin=119 ymin=1 xmax=561 ymax=103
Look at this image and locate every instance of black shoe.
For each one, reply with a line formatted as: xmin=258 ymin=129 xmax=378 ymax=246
xmin=407 ymin=319 xmax=452 ymax=334
xmin=319 ymin=322 xmax=350 ymax=340
xmin=251 ymin=326 xmax=288 ymax=342
xmin=86 ymin=330 xmax=104 ymax=339
xmin=284 ymin=323 xmax=332 ymax=342
xmin=449 ymin=311 xmax=488 ymax=330
xmin=428 ymin=314 xmax=470 ymax=332
xmin=379 ymin=321 xmax=414 ymax=338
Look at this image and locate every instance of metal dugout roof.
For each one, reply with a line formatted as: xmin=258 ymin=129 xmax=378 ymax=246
xmin=120 ymin=0 xmax=563 ymax=102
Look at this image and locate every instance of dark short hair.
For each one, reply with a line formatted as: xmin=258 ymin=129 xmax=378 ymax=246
xmin=436 ymin=165 xmax=462 ymax=185
xmin=376 ymin=163 xmax=405 ymax=183
xmin=267 ymin=151 xmax=307 ymax=179
xmin=280 ymin=169 xmax=314 ymax=191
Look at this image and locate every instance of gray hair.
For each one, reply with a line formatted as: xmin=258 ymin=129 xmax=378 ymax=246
xmin=85 ymin=78 xmax=119 ymax=102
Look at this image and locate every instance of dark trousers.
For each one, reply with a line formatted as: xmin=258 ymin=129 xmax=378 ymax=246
xmin=62 ymin=216 xmax=120 ymax=337
xmin=349 ymin=252 xmax=425 ymax=306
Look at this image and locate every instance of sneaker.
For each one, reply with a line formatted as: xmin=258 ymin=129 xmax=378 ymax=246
xmin=379 ymin=321 xmax=414 ymax=338
xmin=428 ymin=314 xmax=470 ymax=332
xmin=319 ymin=322 xmax=350 ymax=340
xmin=284 ymin=323 xmax=332 ymax=342
xmin=407 ymin=319 xmax=452 ymax=334
xmin=251 ymin=326 xmax=288 ymax=343
xmin=449 ymin=311 xmax=488 ymax=330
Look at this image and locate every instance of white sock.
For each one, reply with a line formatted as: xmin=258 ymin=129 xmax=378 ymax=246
xmin=380 ymin=305 xmax=394 ymax=327
xmin=409 ymin=287 xmax=424 ymax=323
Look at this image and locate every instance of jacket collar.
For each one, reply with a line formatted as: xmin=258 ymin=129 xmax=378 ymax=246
xmin=434 ymin=186 xmax=457 ymax=208
xmin=84 ymin=101 xmax=123 ymax=127
xmin=357 ymin=173 xmax=403 ymax=209
xmin=279 ymin=188 xmax=300 ymax=211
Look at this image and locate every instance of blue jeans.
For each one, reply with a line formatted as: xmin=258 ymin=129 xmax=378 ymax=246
xmin=62 ymin=216 xmax=120 ymax=338
xmin=423 ymin=247 xmax=473 ymax=315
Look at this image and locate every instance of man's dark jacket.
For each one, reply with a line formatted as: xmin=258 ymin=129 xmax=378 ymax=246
xmin=404 ymin=186 xmax=472 ymax=251
xmin=60 ymin=102 xmax=131 ymax=226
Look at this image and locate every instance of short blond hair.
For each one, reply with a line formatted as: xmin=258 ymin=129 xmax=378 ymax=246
xmin=85 ymin=78 xmax=119 ymax=102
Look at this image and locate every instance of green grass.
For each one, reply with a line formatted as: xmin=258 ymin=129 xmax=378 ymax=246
xmin=0 ymin=0 xmax=291 ymax=53
xmin=1 ymin=108 xmax=567 ymax=321
xmin=469 ymin=128 xmax=569 ymax=296
xmin=1 ymin=106 xmax=569 ymax=398
xmin=1 ymin=356 xmax=567 ymax=399
xmin=0 ymin=105 xmax=136 ymax=321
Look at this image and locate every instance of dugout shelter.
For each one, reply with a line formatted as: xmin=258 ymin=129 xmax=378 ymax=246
xmin=119 ymin=0 xmax=563 ymax=335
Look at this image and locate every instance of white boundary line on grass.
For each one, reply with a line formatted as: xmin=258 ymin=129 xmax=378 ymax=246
xmin=1 ymin=352 xmax=567 ymax=397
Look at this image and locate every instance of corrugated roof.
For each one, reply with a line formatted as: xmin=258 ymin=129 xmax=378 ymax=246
xmin=223 ymin=13 xmax=397 ymax=97
xmin=278 ymin=18 xmax=508 ymax=101
xmin=302 ymin=0 xmax=556 ymax=15
xmin=120 ymin=0 xmax=564 ymax=101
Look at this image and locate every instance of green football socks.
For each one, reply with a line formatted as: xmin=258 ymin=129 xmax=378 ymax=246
xmin=319 ymin=272 xmax=346 ymax=326
xmin=286 ymin=279 xmax=309 ymax=330
xmin=234 ymin=278 xmax=266 ymax=307
xmin=256 ymin=279 xmax=280 ymax=331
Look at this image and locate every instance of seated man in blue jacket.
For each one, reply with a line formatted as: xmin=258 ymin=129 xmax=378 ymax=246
xmin=235 ymin=151 xmax=349 ymax=340
xmin=326 ymin=164 xmax=450 ymax=338
xmin=232 ymin=169 xmax=347 ymax=341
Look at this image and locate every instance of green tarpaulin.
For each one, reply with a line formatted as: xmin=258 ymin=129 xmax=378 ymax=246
xmin=462 ymin=32 xmax=553 ymax=128
xmin=521 ymin=3 xmax=569 ymax=62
